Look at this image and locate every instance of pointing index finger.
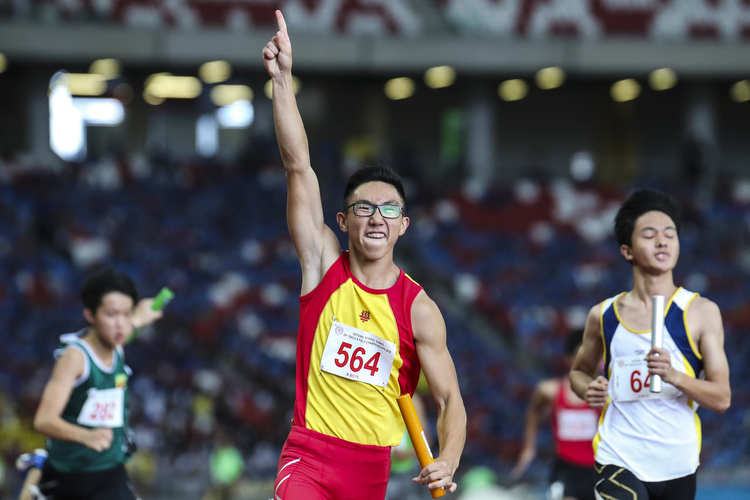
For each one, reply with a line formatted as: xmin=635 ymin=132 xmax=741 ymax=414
xmin=276 ymin=10 xmax=289 ymax=42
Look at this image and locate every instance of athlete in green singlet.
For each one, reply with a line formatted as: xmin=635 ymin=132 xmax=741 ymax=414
xmin=33 ymin=267 xmax=164 ymax=500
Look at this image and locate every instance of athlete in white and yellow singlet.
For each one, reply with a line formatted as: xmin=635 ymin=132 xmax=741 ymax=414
xmin=571 ymin=189 xmax=730 ymax=500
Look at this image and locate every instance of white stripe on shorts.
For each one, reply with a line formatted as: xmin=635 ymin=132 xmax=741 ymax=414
xmin=274 ymin=458 xmax=301 ymax=500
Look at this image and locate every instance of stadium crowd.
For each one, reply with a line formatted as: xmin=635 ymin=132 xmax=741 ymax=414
xmin=0 ymin=146 xmax=749 ymax=498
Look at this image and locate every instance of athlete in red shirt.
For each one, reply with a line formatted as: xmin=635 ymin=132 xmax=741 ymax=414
xmin=263 ymin=11 xmax=466 ymax=500
xmin=512 ymin=330 xmax=600 ymax=500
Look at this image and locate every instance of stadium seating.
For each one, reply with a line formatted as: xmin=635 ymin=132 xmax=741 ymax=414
xmin=0 ymin=153 xmax=748 ymax=495
xmin=3 ymin=0 xmax=750 ymax=39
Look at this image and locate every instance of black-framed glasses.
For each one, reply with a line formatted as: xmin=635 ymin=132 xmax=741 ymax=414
xmin=345 ymin=202 xmax=404 ymax=219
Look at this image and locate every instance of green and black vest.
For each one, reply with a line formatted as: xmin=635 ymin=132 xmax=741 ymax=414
xmin=46 ymin=330 xmax=131 ymax=473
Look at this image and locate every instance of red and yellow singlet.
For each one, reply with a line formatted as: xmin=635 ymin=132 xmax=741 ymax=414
xmin=294 ymin=251 xmax=423 ymax=447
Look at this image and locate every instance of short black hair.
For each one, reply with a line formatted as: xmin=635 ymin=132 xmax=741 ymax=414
xmin=614 ymin=189 xmax=682 ymax=247
xmin=81 ymin=267 xmax=138 ymax=312
xmin=565 ymin=329 xmax=584 ymax=356
xmin=342 ymin=165 xmax=406 ymax=212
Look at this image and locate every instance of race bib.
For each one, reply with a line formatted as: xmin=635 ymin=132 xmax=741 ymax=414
xmin=557 ymin=409 xmax=599 ymax=441
xmin=77 ymin=387 xmax=125 ymax=428
xmin=610 ymin=355 xmax=681 ymax=402
xmin=320 ymin=321 xmax=396 ymax=388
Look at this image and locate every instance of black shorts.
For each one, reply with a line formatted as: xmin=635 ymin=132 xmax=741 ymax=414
xmin=39 ymin=463 xmax=138 ymax=500
xmin=549 ymin=457 xmax=596 ymax=500
xmin=595 ymin=463 xmax=696 ymax=500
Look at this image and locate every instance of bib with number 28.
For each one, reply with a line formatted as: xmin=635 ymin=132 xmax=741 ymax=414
xmin=320 ymin=321 xmax=396 ymax=388
xmin=610 ymin=355 xmax=681 ymax=402
xmin=77 ymin=387 xmax=125 ymax=428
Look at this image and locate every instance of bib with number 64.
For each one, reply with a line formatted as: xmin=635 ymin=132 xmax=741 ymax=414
xmin=320 ymin=321 xmax=396 ymax=388
xmin=611 ymin=355 xmax=681 ymax=402
xmin=77 ymin=387 xmax=125 ymax=428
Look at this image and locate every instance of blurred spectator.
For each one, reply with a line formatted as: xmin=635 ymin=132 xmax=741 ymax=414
xmin=511 ymin=330 xmax=599 ymax=500
xmin=203 ymin=427 xmax=244 ymax=500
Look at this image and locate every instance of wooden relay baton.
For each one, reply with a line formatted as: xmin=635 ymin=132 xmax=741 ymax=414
xmin=396 ymin=394 xmax=446 ymax=498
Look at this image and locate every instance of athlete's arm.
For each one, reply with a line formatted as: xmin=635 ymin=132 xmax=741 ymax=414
xmin=263 ymin=10 xmax=340 ymax=295
xmin=126 ymin=297 xmax=164 ymax=343
xmin=570 ymin=304 xmax=608 ymax=408
xmin=18 ymin=468 xmax=42 ymax=500
xmin=646 ymin=297 xmax=730 ymax=414
xmin=412 ymin=291 xmax=466 ymax=494
xmin=33 ymin=349 xmax=113 ymax=452
xmin=510 ymin=378 xmax=557 ymax=480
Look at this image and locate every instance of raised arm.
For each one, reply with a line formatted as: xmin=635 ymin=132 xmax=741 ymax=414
xmin=510 ymin=378 xmax=557 ymax=480
xmin=125 ymin=296 xmax=165 ymax=343
xmin=412 ymin=291 xmax=466 ymax=494
xmin=570 ymin=304 xmax=608 ymax=408
xmin=33 ymin=350 xmax=114 ymax=452
xmin=646 ymin=297 xmax=730 ymax=414
xmin=263 ymin=10 xmax=340 ymax=294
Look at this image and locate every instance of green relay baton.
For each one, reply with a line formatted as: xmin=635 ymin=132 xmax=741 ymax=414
xmin=128 ymin=287 xmax=174 ymax=344
xmin=151 ymin=287 xmax=175 ymax=311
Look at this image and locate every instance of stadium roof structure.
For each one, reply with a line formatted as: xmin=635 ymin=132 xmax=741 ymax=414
xmin=1 ymin=22 xmax=750 ymax=77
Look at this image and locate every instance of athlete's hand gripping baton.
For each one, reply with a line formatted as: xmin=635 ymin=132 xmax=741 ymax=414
xmin=127 ymin=287 xmax=174 ymax=344
xmin=650 ymin=295 xmax=665 ymax=393
xmin=397 ymin=394 xmax=446 ymax=498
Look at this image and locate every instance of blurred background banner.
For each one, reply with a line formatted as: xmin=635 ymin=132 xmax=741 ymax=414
xmin=0 ymin=1 xmax=749 ymax=499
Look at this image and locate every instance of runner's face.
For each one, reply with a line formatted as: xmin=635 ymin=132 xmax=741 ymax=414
xmin=623 ymin=210 xmax=680 ymax=272
xmin=337 ymin=181 xmax=409 ymax=260
xmin=86 ymin=292 xmax=134 ymax=347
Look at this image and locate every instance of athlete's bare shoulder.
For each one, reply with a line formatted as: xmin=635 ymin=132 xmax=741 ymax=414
xmin=412 ymin=289 xmax=440 ymax=322
xmin=685 ymin=295 xmax=723 ymax=346
xmin=687 ymin=294 xmax=720 ymax=314
xmin=585 ymin=300 xmax=607 ymax=327
xmin=55 ymin=347 xmax=86 ymax=380
xmin=537 ymin=378 xmax=560 ymax=400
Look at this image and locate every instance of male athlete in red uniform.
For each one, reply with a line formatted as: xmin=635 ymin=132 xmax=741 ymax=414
xmin=263 ymin=11 xmax=466 ymax=500
xmin=512 ymin=330 xmax=600 ymax=500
